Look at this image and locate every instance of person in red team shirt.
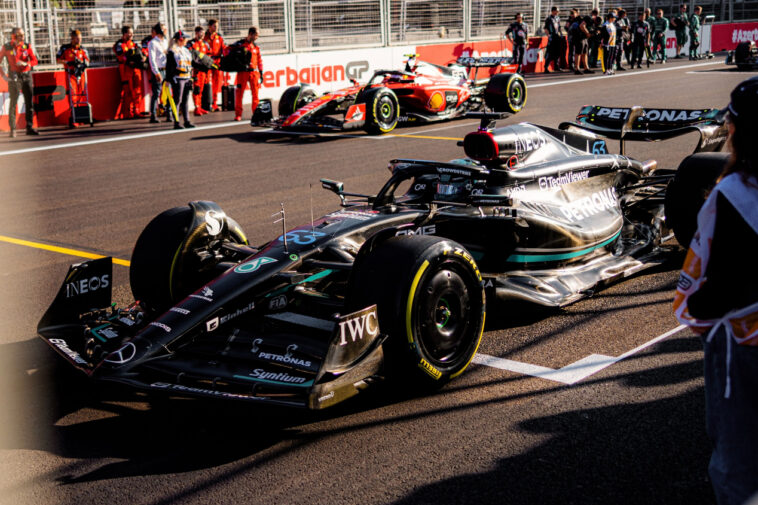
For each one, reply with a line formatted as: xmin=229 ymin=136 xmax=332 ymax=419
xmin=57 ymin=29 xmax=90 ymax=126
xmin=0 ymin=27 xmax=39 ymax=137
xmin=190 ymin=26 xmax=211 ymax=116
xmin=203 ymin=19 xmax=225 ymax=112
xmin=113 ymin=25 xmax=144 ymax=119
xmin=232 ymin=26 xmax=263 ymax=122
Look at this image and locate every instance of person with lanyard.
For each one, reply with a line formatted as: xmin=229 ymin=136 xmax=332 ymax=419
xmin=113 ymin=25 xmax=144 ymax=119
xmin=672 ymin=4 xmax=689 ymax=59
xmin=505 ymin=13 xmax=528 ymax=75
xmin=204 ymin=19 xmax=225 ymax=112
xmin=190 ymin=26 xmax=211 ymax=116
xmin=630 ymin=11 xmax=651 ymax=69
xmin=673 ymin=76 xmax=758 ymax=505
xmin=166 ymin=31 xmax=195 ymax=129
xmin=148 ymin=22 xmax=170 ymax=123
xmin=689 ymin=5 xmax=702 ymax=60
xmin=600 ymin=11 xmax=617 ymax=75
xmin=649 ymin=8 xmax=669 ymax=64
xmin=543 ymin=6 xmax=564 ymax=73
xmin=232 ymin=26 xmax=263 ymax=123
xmin=0 ymin=27 xmax=39 ymax=137
xmin=565 ymin=9 xmax=578 ymax=71
xmin=615 ymin=9 xmax=630 ymax=70
xmin=57 ymin=29 xmax=90 ymax=127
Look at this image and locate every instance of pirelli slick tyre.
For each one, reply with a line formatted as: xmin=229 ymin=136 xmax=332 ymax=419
xmin=358 ymin=87 xmax=400 ymax=134
xmin=665 ymin=152 xmax=729 ymax=247
xmin=484 ymin=73 xmax=527 ymax=114
xmin=278 ymin=84 xmax=316 ymax=117
xmin=130 ymin=206 xmax=247 ymax=316
xmin=348 ymin=236 xmax=485 ymax=387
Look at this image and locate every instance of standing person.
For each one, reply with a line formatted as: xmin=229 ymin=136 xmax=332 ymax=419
xmin=57 ymin=29 xmax=90 ymax=127
xmin=570 ymin=15 xmax=594 ymax=74
xmin=190 ymin=26 xmax=211 ymax=116
xmin=689 ymin=5 xmax=702 ymax=60
xmin=148 ymin=22 xmax=169 ymax=123
xmin=601 ymin=11 xmax=617 ymax=75
xmin=630 ymin=11 xmax=651 ymax=69
xmin=543 ymin=6 xmax=564 ymax=73
xmin=204 ymin=19 xmax=225 ymax=112
xmin=673 ymin=76 xmax=758 ymax=505
xmin=113 ymin=25 xmax=144 ymax=119
xmin=650 ymin=8 xmax=669 ymax=64
xmin=616 ymin=9 xmax=631 ymax=69
xmin=166 ymin=31 xmax=194 ymax=129
xmin=232 ymin=26 xmax=263 ymax=122
xmin=505 ymin=13 xmax=528 ymax=74
xmin=643 ymin=8 xmax=654 ymax=66
xmin=565 ymin=9 xmax=578 ymax=71
xmin=672 ymin=4 xmax=689 ymax=58
xmin=588 ymin=9 xmax=602 ymax=68
xmin=0 ymin=27 xmax=39 ymax=137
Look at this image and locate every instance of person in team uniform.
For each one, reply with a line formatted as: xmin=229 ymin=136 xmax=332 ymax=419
xmin=615 ymin=9 xmax=631 ymax=69
xmin=650 ymin=8 xmax=669 ymax=63
xmin=630 ymin=12 xmax=651 ymax=69
xmin=565 ymin=9 xmax=578 ymax=71
xmin=190 ymin=26 xmax=211 ymax=116
xmin=0 ymin=27 xmax=39 ymax=137
xmin=672 ymin=4 xmax=689 ymax=58
xmin=588 ymin=9 xmax=602 ymax=68
xmin=57 ymin=29 xmax=90 ymax=127
xmin=601 ymin=11 xmax=617 ymax=75
xmin=543 ymin=6 xmax=564 ymax=73
xmin=689 ymin=5 xmax=702 ymax=60
xmin=505 ymin=12 xmax=528 ymax=74
xmin=113 ymin=25 xmax=144 ymax=119
xmin=204 ymin=19 xmax=225 ymax=112
xmin=231 ymin=26 xmax=263 ymax=122
xmin=166 ymin=31 xmax=194 ymax=129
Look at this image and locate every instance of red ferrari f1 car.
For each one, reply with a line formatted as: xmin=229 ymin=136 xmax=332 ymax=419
xmin=264 ymin=55 xmax=527 ymax=134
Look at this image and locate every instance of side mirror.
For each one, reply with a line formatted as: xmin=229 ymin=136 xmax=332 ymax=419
xmin=321 ymin=178 xmax=346 ymax=206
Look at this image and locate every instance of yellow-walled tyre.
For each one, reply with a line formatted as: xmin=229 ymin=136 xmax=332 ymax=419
xmin=358 ymin=87 xmax=400 ymax=135
xmin=484 ymin=73 xmax=527 ymax=114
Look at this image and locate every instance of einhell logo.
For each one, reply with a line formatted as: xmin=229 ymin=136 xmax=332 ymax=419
xmin=263 ymin=60 xmax=369 ymax=88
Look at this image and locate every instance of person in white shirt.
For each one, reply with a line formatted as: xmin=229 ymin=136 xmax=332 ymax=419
xmin=147 ymin=22 xmax=169 ymax=123
xmin=167 ymin=31 xmax=194 ymax=129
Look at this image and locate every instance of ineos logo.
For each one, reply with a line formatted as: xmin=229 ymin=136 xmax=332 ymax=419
xmin=65 ymin=274 xmax=110 ymax=298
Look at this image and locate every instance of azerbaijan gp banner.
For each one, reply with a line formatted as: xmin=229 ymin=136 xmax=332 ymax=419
xmin=711 ymin=21 xmax=758 ymax=51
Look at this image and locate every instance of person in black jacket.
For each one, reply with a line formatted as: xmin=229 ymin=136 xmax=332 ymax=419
xmin=543 ymin=6 xmax=564 ymax=72
xmin=505 ymin=13 xmax=528 ymax=74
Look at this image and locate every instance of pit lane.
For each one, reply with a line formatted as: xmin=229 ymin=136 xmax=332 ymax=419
xmin=0 ymin=59 xmax=747 ymax=505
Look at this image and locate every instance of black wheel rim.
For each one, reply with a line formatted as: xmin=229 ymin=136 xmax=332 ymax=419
xmin=375 ymin=94 xmax=397 ymax=130
xmin=415 ymin=265 xmax=475 ymax=365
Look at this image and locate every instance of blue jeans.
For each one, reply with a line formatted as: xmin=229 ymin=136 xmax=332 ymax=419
xmin=703 ymin=325 xmax=758 ymax=505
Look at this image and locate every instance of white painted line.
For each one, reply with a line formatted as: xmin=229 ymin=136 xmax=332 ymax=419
xmin=0 ymin=121 xmax=245 ymax=157
xmin=473 ymin=324 xmax=688 ymax=385
xmin=528 ymin=60 xmax=724 ymax=89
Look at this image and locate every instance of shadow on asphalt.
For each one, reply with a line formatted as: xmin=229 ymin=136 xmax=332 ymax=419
xmin=191 ymin=130 xmax=354 ymax=144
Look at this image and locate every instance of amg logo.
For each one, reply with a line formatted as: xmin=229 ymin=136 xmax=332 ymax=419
xmin=396 ymin=225 xmax=436 ymax=236
xmin=338 ymin=306 xmax=379 ymax=346
xmin=65 ymin=274 xmax=110 ymax=298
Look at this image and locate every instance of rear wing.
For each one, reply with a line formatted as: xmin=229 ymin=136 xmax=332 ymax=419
xmin=559 ymin=105 xmax=728 ymax=154
xmin=455 ymin=56 xmax=508 ymax=68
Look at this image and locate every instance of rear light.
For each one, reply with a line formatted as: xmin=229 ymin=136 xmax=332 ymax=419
xmin=464 ymin=131 xmax=499 ymax=161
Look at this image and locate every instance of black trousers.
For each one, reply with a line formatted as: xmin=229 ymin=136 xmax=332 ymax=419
xmin=8 ymin=72 xmax=34 ymax=130
xmin=546 ymin=36 xmax=563 ymax=69
xmin=172 ymin=78 xmax=192 ymax=124
xmin=513 ymin=43 xmax=525 ymax=72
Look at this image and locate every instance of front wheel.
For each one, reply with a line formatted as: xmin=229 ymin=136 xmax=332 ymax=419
xmin=348 ymin=236 xmax=485 ymax=386
xmin=357 ymin=87 xmax=400 ymax=134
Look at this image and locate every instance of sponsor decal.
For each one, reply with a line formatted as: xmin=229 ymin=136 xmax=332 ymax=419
xmin=49 ymin=338 xmax=88 ymax=365
xmin=206 ymin=302 xmax=256 ymax=332
xmin=65 ymin=274 xmax=110 ymax=298
xmin=268 ymin=295 xmax=288 ymax=310
xmin=96 ymin=326 xmax=120 ymax=340
xmin=326 ymin=210 xmax=378 ymax=221
xmin=151 ymin=382 xmax=262 ymax=400
xmin=483 ymin=279 xmax=494 ymax=288
xmin=596 ymin=107 xmax=629 ymax=120
xmin=396 ymin=225 xmax=436 ymax=236
xmin=344 ymin=103 xmax=365 ymax=123
xmin=204 ymin=210 xmax=226 ymax=236
xmin=418 ymin=358 xmax=442 ymax=380
xmin=515 ymin=132 xmax=547 ymax=154
xmin=258 ymin=344 xmax=313 ymax=368
xmin=118 ymin=317 xmax=136 ymax=326
xmin=338 ymin=305 xmax=380 ymax=346
xmin=104 ymin=342 xmax=137 ymax=364
xmin=559 ymin=187 xmax=619 ymax=222
xmin=190 ymin=286 xmax=215 ymax=302
xmin=169 ymin=307 xmax=190 ymax=315
xmin=447 ymin=247 xmax=482 ymax=281
xmin=241 ymin=368 xmax=313 ymax=386
xmin=318 ymin=391 xmax=335 ymax=403
xmin=677 ymin=275 xmax=693 ymax=291
xmin=413 ymin=183 xmax=427 ymax=191
xmin=644 ymin=109 xmax=706 ymax=122
xmin=437 ymin=166 xmax=473 ymax=176
xmin=263 ymin=63 xmax=348 ymax=88
xmin=235 ymin=256 xmax=277 ymax=273
xmin=251 ymin=337 xmax=263 ymax=353
xmin=504 ymin=184 xmax=527 ymax=197
xmin=428 ymin=91 xmax=446 ymax=111
xmin=150 ymin=321 xmax=172 ymax=333
xmin=278 ymin=230 xmax=327 ymax=245
xmin=538 ymin=170 xmax=590 ymax=190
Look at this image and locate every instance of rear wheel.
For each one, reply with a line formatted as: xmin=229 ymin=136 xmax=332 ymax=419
xmin=665 ymin=152 xmax=729 ymax=247
xmin=277 ymin=85 xmax=316 ymax=117
xmin=484 ymin=73 xmax=527 ymax=114
xmin=358 ymin=87 xmax=400 ymax=134
xmin=348 ymin=236 xmax=485 ymax=386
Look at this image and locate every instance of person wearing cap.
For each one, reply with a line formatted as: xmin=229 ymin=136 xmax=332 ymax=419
xmin=674 ymin=76 xmax=758 ymax=505
xmin=543 ymin=6 xmax=565 ymax=73
xmin=113 ymin=25 xmax=144 ymax=119
xmin=505 ymin=13 xmax=528 ymax=75
xmin=167 ymin=31 xmax=194 ymax=129
xmin=57 ymin=29 xmax=90 ymax=127
xmin=600 ymin=11 xmax=617 ymax=75
xmin=231 ymin=26 xmax=263 ymax=122
xmin=190 ymin=26 xmax=211 ymax=116
xmin=0 ymin=27 xmax=39 ymax=137
xmin=148 ymin=22 xmax=170 ymax=123
xmin=649 ymin=8 xmax=669 ymax=63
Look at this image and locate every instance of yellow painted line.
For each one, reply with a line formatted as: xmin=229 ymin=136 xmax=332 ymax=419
xmin=0 ymin=234 xmax=131 ymax=267
xmin=390 ymin=134 xmax=463 ymax=141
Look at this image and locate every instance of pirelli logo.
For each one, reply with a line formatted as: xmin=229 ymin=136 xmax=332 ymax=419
xmin=419 ymin=358 xmax=442 ymax=380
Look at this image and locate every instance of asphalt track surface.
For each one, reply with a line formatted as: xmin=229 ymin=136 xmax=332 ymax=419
xmin=0 ymin=59 xmax=753 ymax=505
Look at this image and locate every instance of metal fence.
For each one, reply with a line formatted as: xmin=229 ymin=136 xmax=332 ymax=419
xmin=4 ymin=0 xmax=758 ymax=69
